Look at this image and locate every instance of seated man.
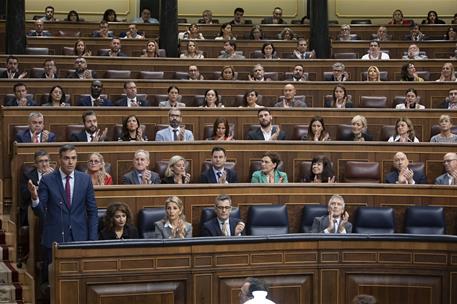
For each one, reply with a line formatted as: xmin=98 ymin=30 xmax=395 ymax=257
xmin=291 ymin=38 xmax=315 ymax=59
xmin=372 ymin=26 xmax=390 ymax=41
xmin=248 ymin=64 xmax=271 ymax=81
xmin=92 ymin=21 xmax=114 ymax=38
xmin=384 ymin=152 xmax=427 ymax=184
xmin=247 ymin=108 xmax=286 ymax=140
xmin=274 ymin=83 xmax=307 ymax=108
xmin=155 ymin=108 xmax=194 ymax=141
xmin=261 ymin=7 xmax=287 ymax=24
xmin=132 ymin=8 xmax=159 ymax=24
xmin=41 ymin=58 xmax=58 ymax=79
xmin=6 ymin=83 xmax=37 ymax=106
xmin=77 ymin=80 xmax=112 ymax=106
xmin=435 ymin=153 xmax=457 ymax=185
xmin=1 ymin=56 xmax=27 ymax=79
xmin=361 ymin=41 xmax=390 ymax=60
xmin=39 ymin=5 xmax=58 ymax=22
xmin=404 ymin=23 xmax=425 ymax=41
xmin=311 ymin=194 xmax=352 ymax=233
xmin=70 ymin=110 xmax=108 ymax=142
xmin=440 ymin=89 xmax=457 ymax=109
xmin=120 ymin=24 xmax=145 ymax=39
xmin=200 ymin=146 xmax=238 ymax=183
xmin=327 ymin=62 xmax=348 ymax=81
xmin=115 ymin=81 xmax=150 ymax=107
xmin=200 ymin=194 xmax=245 ymax=236
xmin=229 ymin=7 xmax=251 ymax=25
xmin=240 ymin=277 xmax=276 ymax=304
xmin=103 ymin=38 xmax=128 ymax=57
xmin=121 ymin=149 xmax=161 ymax=184
xmin=16 ymin=112 xmax=56 ymax=143
xmin=188 ymin=65 xmax=204 ymax=80
xmin=402 ymin=44 xmax=428 ymax=60
xmin=66 ymin=57 xmax=96 ymax=79
xmin=27 ymin=19 xmax=52 ymax=36
xmin=218 ymin=41 xmax=245 ymax=59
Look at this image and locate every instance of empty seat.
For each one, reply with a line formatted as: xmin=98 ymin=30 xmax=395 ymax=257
xmin=361 ymin=71 xmax=388 ymax=81
xmin=174 ymin=71 xmax=189 ymax=80
xmin=343 ymin=161 xmax=380 ymax=183
xmin=404 ymin=206 xmax=445 ymax=234
xmin=30 ymin=68 xmax=45 ymax=78
xmin=247 ymin=205 xmax=289 ymax=236
xmin=65 ymin=124 xmax=84 ymax=141
xmin=296 ymin=161 xmax=312 ymax=182
xmin=333 ymin=52 xmax=357 ymax=59
xmin=416 ymin=71 xmax=430 ymax=81
xmin=137 ymin=207 xmax=166 ymax=238
xmin=139 ymin=71 xmax=164 ymax=79
xmin=335 ymin=124 xmax=353 ymax=140
xmin=300 ymin=204 xmax=328 ymax=233
xmin=97 ymin=49 xmax=110 ymax=56
xmin=351 ymin=19 xmax=372 ymax=24
xmin=249 ymin=50 xmax=264 ymax=58
xmin=359 ymin=96 xmax=388 ymax=108
xmin=379 ymin=125 xmax=395 ymax=141
xmin=264 ymin=72 xmax=279 ymax=81
xmin=104 ymin=70 xmax=132 ymax=79
xmin=292 ymin=125 xmax=309 ymax=140
xmin=26 ymin=47 xmax=49 ymax=55
xmin=353 ymin=207 xmax=395 ymax=234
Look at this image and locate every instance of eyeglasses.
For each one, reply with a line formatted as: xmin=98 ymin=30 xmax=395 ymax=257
xmin=216 ymin=206 xmax=232 ymax=211
xmin=443 ymin=159 xmax=457 ymax=164
xmin=88 ymin=160 xmax=101 ymax=164
xmin=37 ymin=159 xmax=50 ymax=163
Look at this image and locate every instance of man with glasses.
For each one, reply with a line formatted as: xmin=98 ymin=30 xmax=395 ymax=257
xmin=384 ymin=152 xmax=427 ymax=184
xmin=122 ymin=149 xmax=161 ymax=184
xmin=155 ymin=108 xmax=194 ymax=141
xmin=328 ymin=62 xmax=349 ymax=81
xmin=67 ymin=57 xmax=96 ymax=79
xmin=435 ymin=153 xmax=457 ymax=185
xmin=200 ymin=194 xmax=245 ymax=236
xmin=361 ymin=40 xmax=390 ymax=60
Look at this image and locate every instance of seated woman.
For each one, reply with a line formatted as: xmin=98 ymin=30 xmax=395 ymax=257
xmin=261 ymin=42 xmax=279 ymax=59
xmin=201 ymin=89 xmax=223 ymax=107
xmin=304 ymin=155 xmax=335 ymax=183
xmin=86 ymin=152 xmax=113 ymax=185
xmin=180 ymin=40 xmax=204 ymax=59
xmin=141 ymin=40 xmax=160 ymax=58
xmin=208 ymin=117 xmax=233 ymax=141
xmin=215 ymin=23 xmax=236 ymax=40
xmin=219 ymin=65 xmax=237 ymax=80
xmin=162 ymin=155 xmax=191 ymax=184
xmin=152 ymin=196 xmax=192 ymax=239
xmin=200 ymin=9 xmax=216 ymax=24
xmin=102 ymin=9 xmax=120 ymax=22
xmin=249 ymin=25 xmax=264 ymax=40
xmin=42 ymin=85 xmax=69 ymax=107
xmin=303 ymin=116 xmax=330 ymax=141
xmin=366 ymin=66 xmax=381 ymax=82
xmin=119 ymin=115 xmax=147 ymax=141
xmin=240 ymin=90 xmax=263 ymax=108
xmin=436 ymin=62 xmax=457 ymax=81
xmin=388 ymin=9 xmax=412 ymax=25
xmin=74 ymin=39 xmax=92 ymax=57
xmin=182 ymin=23 xmax=205 ymax=40
xmin=342 ymin=115 xmax=373 ymax=141
xmin=430 ymin=114 xmax=457 ymax=143
xmin=100 ymin=202 xmax=138 ymax=240
xmin=278 ymin=27 xmax=297 ymax=40
xmin=388 ymin=117 xmax=420 ymax=142
xmin=446 ymin=26 xmax=457 ymax=41
xmin=65 ymin=10 xmax=81 ymax=22
xmin=324 ymin=85 xmax=353 ymax=108
xmin=395 ymin=88 xmax=425 ymax=109
xmin=422 ymin=10 xmax=446 ymax=24
xmin=338 ymin=24 xmax=353 ymax=41
xmin=251 ymin=152 xmax=288 ymax=183
xmin=400 ymin=62 xmax=424 ymax=82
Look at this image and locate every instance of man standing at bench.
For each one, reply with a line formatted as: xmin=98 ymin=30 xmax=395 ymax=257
xmin=28 ymin=144 xmax=98 ymax=288
xmin=311 ymin=194 xmax=352 ymax=233
xmin=200 ymin=194 xmax=245 ymax=236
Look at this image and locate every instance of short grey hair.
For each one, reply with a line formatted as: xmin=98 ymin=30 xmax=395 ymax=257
xmin=28 ymin=112 xmax=43 ymax=121
xmin=215 ymin=194 xmax=232 ymax=206
xmin=332 ymin=62 xmax=345 ymax=70
xmin=328 ymin=194 xmax=345 ymax=208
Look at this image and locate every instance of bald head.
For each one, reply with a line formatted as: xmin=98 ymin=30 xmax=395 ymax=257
xmin=393 ymin=152 xmax=409 ymax=170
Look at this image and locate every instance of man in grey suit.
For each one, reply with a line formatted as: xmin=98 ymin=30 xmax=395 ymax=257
xmin=274 ymin=84 xmax=307 ymax=108
xmin=122 ymin=149 xmax=161 ymax=184
xmin=155 ymin=108 xmax=194 ymax=141
xmin=311 ymin=194 xmax=352 ymax=233
xmin=435 ymin=152 xmax=457 ymax=185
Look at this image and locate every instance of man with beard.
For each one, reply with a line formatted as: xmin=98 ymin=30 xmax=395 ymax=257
xmin=288 ymin=64 xmax=307 ymax=82
xmin=1 ymin=56 xmax=27 ymax=79
xmin=77 ymin=80 xmax=112 ymax=106
xmin=155 ymin=108 xmax=194 ymax=141
xmin=66 ymin=57 xmax=96 ymax=79
xmin=246 ymin=108 xmax=286 ymax=140
xmin=102 ymin=38 xmax=128 ymax=57
xmin=402 ymin=44 xmax=428 ymax=60
xmin=70 ymin=111 xmax=108 ymax=142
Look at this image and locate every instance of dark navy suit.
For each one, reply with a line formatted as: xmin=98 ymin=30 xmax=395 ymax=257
xmin=200 ymin=167 xmax=238 ymax=183
xmin=200 ymin=217 xmax=242 ymax=236
xmin=246 ymin=127 xmax=286 ymax=140
xmin=77 ymin=96 xmax=112 ymax=107
xmin=384 ymin=170 xmax=427 ymax=184
xmin=114 ymin=96 xmax=151 ymax=107
xmin=15 ymin=129 xmax=57 ymax=143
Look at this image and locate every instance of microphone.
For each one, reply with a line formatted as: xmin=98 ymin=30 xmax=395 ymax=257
xmin=59 ymin=202 xmax=65 ymax=243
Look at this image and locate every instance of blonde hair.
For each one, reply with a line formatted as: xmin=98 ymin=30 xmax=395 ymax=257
xmin=164 ymin=155 xmax=185 ymax=177
xmin=367 ymin=66 xmax=381 ymax=82
xmin=86 ymin=152 xmax=109 ymax=185
xmin=164 ymin=196 xmax=187 ymax=238
xmin=352 ymin=115 xmax=368 ymax=132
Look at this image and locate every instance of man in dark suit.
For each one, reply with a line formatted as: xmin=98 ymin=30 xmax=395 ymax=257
xmin=115 ymin=81 xmax=151 ymax=107
xmin=385 ymin=152 xmax=427 ymax=184
xmin=261 ymin=7 xmax=287 ymax=24
xmin=40 ymin=58 xmax=58 ymax=79
xmin=70 ymin=110 xmax=108 ymax=142
xmin=200 ymin=146 xmax=238 ymax=183
xmin=200 ymin=194 xmax=245 ymax=236
xmin=19 ymin=150 xmax=54 ymax=226
xmin=28 ymin=144 xmax=98 ymax=284
xmin=247 ymin=108 xmax=286 ymax=140
xmin=5 ymin=83 xmax=37 ymax=106
xmin=439 ymin=89 xmax=457 ymax=109
xmin=122 ymin=149 xmax=161 ymax=184
xmin=311 ymin=194 xmax=352 ymax=233
xmin=1 ymin=56 xmax=27 ymax=79
xmin=66 ymin=57 xmax=96 ymax=79
xmin=16 ymin=112 xmax=56 ymax=143
xmin=102 ymin=38 xmax=128 ymax=57
xmin=26 ymin=19 xmax=52 ymax=36
xmin=77 ymin=80 xmax=112 ymax=106
xmin=435 ymin=153 xmax=457 ymax=185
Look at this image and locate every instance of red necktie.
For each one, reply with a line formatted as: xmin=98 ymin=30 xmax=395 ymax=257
xmin=33 ymin=133 xmax=39 ymax=143
xmin=65 ymin=175 xmax=71 ymax=208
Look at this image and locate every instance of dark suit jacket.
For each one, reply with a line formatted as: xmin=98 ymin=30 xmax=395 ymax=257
xmin=27 ymin=30 xmax=52 ymax=37
xmin=340 ymin=132 xmax=373 ymax=141
xmin=122 ymin=170 xmax=161 ymax=184
xmin=200 ymin=167 xmax=238 ymax=183
xmin=66 ymin=70 xmax=97 ymax=79
xmin=311 ymin=215 xmax=352 ymax=233
xmin=0 ymin=70 xmax=24 ymax=79
xmin=70 ymin=130 xmax=89 ymax=142
xmin=77 ymin=96 xmax=113 ymax=107
xmin=32 ymin=170 xmax=98 ymax=247
xmin=114 ymin=96 xmax=151 ymax=107
xmin=102 ymin=51 xmax=128 ymax=57
xmin=247 ymin=127 xmax=286 ymax=140
xmin=200 ymin=217 xmax=242 ymax=236
xmin=324 ymin=100 xmax=353 ymax=108
xmin=384 ymin=169 xmax=427 ymax=184
xmin=15 ymin=129 xmax=57 ymax=143
xmin=20 ymin=168 xmax=39 ymax=209
xmin=99 ymin=224 xmax=138 ymax=240
xmin=5 ymin=98 xmax=37 ymax=106
xmin=439 ymin=100 xmax=456 ymax=109
xmin=261 ymin=17 xmax=287 ymax=24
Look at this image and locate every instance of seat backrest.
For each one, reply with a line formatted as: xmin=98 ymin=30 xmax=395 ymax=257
xmin=359 ymin=96 xmax=388 ymax=108
xmin=353 ymin=207 xmax=395 ymax=234
xmin=250 ymin=50 xmax=264 ymax=58
xmin=30 ymin=68 xmax=45 ymax=79
xmin=351 ymin=19 xmax=372 ymax=24
xmin=139 ymin=71 xmax=164 ymax=79
xmin=65 ymin=124 xmax=84 ymax=141
xmin=292 ymin=124 xmax=309 ymax=140
xmin=157 ymin=49 xmax=167 ymax=57
xmin=98 ymin=208 xmax=107 ymax=232
xmin=336 ymin=124 xmax=353 ymax=140
xmin=264 ymin=72 xmax=279 ymax=81
xmin=62 ymin=46 xmax=75 ymax=55
xmin=379 ymin=125 xmax=395 ymax=141
xmin=97 ymin=49 xmax=110 ymax=56
xmin=104 ymin=70 xmax=132 ymax=79
xmin=333 ymin=52 xmax=357 ymax=59
xmin=404 ymin=206 xmax=445 ymax=234
xmin=174 ymin=71 xmax=189 ymax=80
xmin=137 ymin=208 xmax=166 ymax=238
xmin=297 ymin=161 xmax=312 ymax=182
xmin=343 ymin=161 xmax=380 ymax=183
xmin=300 ymin=204 xmax=328 ymax=233
xmin=416 ymin=71 xmax=430 ymax=81
xmin=247 ymin=205 xmax=289 ymax=236
xmin=58 ymin=30 xmax=81 ymax=37
xmin=26 ymin=47 xmax=49 ymax=55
